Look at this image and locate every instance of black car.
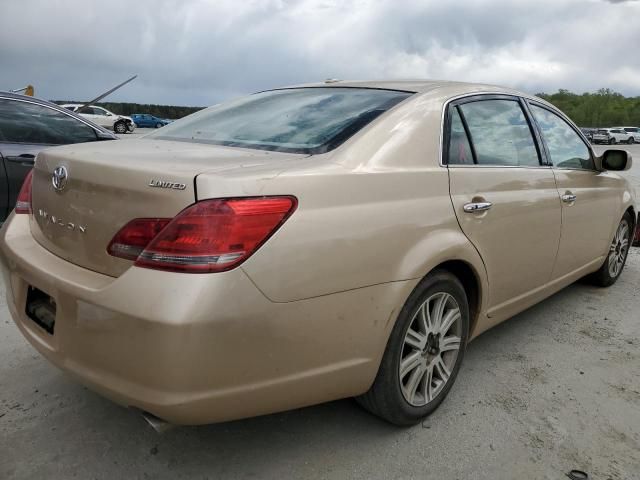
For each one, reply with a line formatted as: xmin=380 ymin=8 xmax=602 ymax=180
xmin=0 ymin=92 xmax=116 ymax=222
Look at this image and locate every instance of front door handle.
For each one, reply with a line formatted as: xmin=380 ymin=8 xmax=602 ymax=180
xmin=561 ymin=193 xmax=577 ymax=203
xmin=463 ymin=201 xmax=493 ymax=213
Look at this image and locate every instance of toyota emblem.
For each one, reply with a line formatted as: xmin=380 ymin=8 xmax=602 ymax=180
xmin=52 ymin=166 xmax=68 ymax=192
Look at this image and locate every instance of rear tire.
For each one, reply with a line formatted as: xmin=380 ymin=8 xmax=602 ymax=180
xmin=609 ymin=138 xmax=616 ymax=145
xmin=356 ymin=270 xmax=469 ymax=426
xmin=590 ymin=212 xmax=633 ymax=287
xmin=628 ymin=137 xmax=635 ymax=145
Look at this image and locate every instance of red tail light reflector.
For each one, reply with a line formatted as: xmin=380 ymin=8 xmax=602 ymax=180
xmin=108 ymin=196 xmax=297 ymax=273
xmin=107 ymin=218 xmax=171 ymax=260
xmin=15 ymin=169 xmax=34 ymax=214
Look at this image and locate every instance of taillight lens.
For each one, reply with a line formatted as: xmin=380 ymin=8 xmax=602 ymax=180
xmin=15 ymin=169 xmax=34 ymax=214
xmin=108 ymin=196 xmax=297 ymax=273
xmin=107 ymin=218 xmax=171 ymax=260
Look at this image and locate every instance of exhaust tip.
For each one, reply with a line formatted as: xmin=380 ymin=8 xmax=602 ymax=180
xmin=141 ymin=411 xmax=174 ymax=434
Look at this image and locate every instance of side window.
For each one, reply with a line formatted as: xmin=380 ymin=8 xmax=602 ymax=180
xmin=0 ymin=99 xmax=98 ymax=145
xmin=92 ymin=107 xmax=108 ymax=116
xmin=447 ymin=108 xmax=473 ymax=165
xmin=529 ymin=104 xmax=593 ymax=170
xmin=458 ymin=100 xmax=540 ymax=167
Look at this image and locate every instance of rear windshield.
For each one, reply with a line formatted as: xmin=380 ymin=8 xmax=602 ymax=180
xmin=147 ymin=87 xmax=413 ymax=154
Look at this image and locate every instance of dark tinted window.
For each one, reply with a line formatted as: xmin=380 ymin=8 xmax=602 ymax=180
xmin=148 ymin=87 xmax=413 ymax=154
xmin=458 ymin=99 xmax=539 ymax=166
xmin=448 ymin=108 xmax=473 ymax=165
xmin=530 ymin=104 xmax=593 ymax=170
xmin=0 ymin=99 xmax=98 ymax=145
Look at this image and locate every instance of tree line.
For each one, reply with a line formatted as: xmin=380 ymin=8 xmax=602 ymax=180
xmin=54 ymin=101 xmax=204 ymax=120
xmin=537 ymin=89 xmax=640 ymax=127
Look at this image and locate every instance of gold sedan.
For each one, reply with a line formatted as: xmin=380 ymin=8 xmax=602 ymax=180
xmin=1 ymin=80 xmax=637 ymax=427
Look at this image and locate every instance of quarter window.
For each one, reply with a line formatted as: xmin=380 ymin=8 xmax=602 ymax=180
xmin=456 ymin=99 xmax=540 ymax=167
xmin=447 ymin=108 xmax=473 ymax=165
xmin=0 ymin=99 xmax=98 ymax=145
xmin=529 ymin=104 xmax=593 ymax=170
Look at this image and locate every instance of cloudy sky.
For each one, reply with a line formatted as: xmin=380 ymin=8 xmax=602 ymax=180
xmin=1 ymin=0 xmax=639 ymax=106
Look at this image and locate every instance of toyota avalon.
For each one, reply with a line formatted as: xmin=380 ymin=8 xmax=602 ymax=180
xmin=0 ymin=80 xmax=637 ymax=427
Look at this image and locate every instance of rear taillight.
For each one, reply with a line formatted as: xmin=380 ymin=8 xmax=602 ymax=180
xmin=15 ymin=169 xmax=34 ymax=214
xmin=108 ymin=196 xmax=297 ymax=273
xmin=107 ymin=218 xmax=171 ymax=260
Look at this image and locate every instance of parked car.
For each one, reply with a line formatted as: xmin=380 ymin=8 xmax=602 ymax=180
xmin=130 ymin=114 xmax=169 ymax=128
xmin=61 ymin=104 xmax=136 ymax=134
xmin=580 ymin=127 xmax=594 ymax=142
xmin=1 ymin=81 xmax=637 ymax=428
xmin=592 ymin=128 xmax=634 ymax=145
xmin=611 ymin=126 xmax=640 ymax=144
xmin=0 ymin=92 xmax=117 ymax=222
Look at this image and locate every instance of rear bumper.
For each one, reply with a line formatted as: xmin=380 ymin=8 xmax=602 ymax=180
xmin=0 ymin=214 xmax=412 ymax=424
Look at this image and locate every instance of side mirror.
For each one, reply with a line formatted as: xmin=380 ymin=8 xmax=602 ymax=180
xmin=595 ymin=149 xmax=632 ymax=171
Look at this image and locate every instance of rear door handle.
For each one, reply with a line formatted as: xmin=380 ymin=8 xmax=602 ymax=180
xmin=561 ymin=193 xmax=577 ymax=203
xmin=463 ymin=202 xmax=493 ymax=213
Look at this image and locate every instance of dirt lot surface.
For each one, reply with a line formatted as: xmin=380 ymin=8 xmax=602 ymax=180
xmin=1 ymin=144 xmax=639 ymax=479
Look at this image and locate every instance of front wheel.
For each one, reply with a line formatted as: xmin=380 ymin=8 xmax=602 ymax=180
xmin=590 ymin=213 xmax=633 ymax=287
xmin=155 ymin=122 xmax=163 ymax=128
xmin=356 ymin=270 xmax=469 ymax=425
xmin=114 ymin=121 xmax=127 ymax=134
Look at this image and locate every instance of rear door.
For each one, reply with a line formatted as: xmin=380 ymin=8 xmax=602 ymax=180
xmin=527 ymin=102 xmax=620 ymax=279
xmin=446 ymin=95 xmax=562 ymax=317
xmin=88 ymin=107 xmax=112 ymax=128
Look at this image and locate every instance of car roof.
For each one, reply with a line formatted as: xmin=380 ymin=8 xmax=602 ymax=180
xmin=271 ymin=79 xmax=532 ymax=98
xmin=61 ymin=103 xmax=104 ymax=108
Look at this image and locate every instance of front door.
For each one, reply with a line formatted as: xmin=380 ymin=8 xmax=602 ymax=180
xmin=527 ymin=103 xmax=620 ymax=279
xmin=445 ymin=96 xmax=562 ymax=317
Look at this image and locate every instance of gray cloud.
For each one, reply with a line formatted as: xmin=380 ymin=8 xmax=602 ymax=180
xmin=1 ymin=0 xmax=639 ymax=106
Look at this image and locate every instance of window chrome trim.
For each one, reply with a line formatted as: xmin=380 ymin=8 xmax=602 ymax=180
xmin=438 ymin=91 xmax=551 ymax=169
xmin=0 ymin=96 xmax=107 ymax=136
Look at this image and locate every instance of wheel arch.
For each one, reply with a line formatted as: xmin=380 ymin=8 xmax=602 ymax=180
xmin=393 ymin=228 xmax=489 ymax=342
xmin=625 ymin=205 xmax=637 ymax=242
xmin=427 ymin=259 xmax=484 ymax=341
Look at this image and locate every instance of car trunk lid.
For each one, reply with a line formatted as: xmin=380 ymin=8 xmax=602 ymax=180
xmin=29 ymin=139 xmax=301 ymax=277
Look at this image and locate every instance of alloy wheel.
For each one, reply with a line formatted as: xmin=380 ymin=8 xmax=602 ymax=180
xmin=608 ymin=219 xmax=630 ymax=278
xmin=399 ymin=292 xmax=462 ymax=407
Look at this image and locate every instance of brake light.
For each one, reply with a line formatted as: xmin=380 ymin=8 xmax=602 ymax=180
xmin=15 ymin=169 xmax=34 ymax=214
xmin=108 ymin=196 xmax=297 ymax=273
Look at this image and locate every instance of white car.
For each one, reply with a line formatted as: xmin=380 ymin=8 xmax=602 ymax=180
xmin=612 ymin=126 xmax=640 ymax=144
xmin=61 ymin=104 xmax=136 ymax=134
xmin=592 ymin=128 xmax=634 ymax=145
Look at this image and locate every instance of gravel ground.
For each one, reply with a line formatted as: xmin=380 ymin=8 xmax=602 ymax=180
xmin=1 ymin=145 xmax=639 ymax=480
